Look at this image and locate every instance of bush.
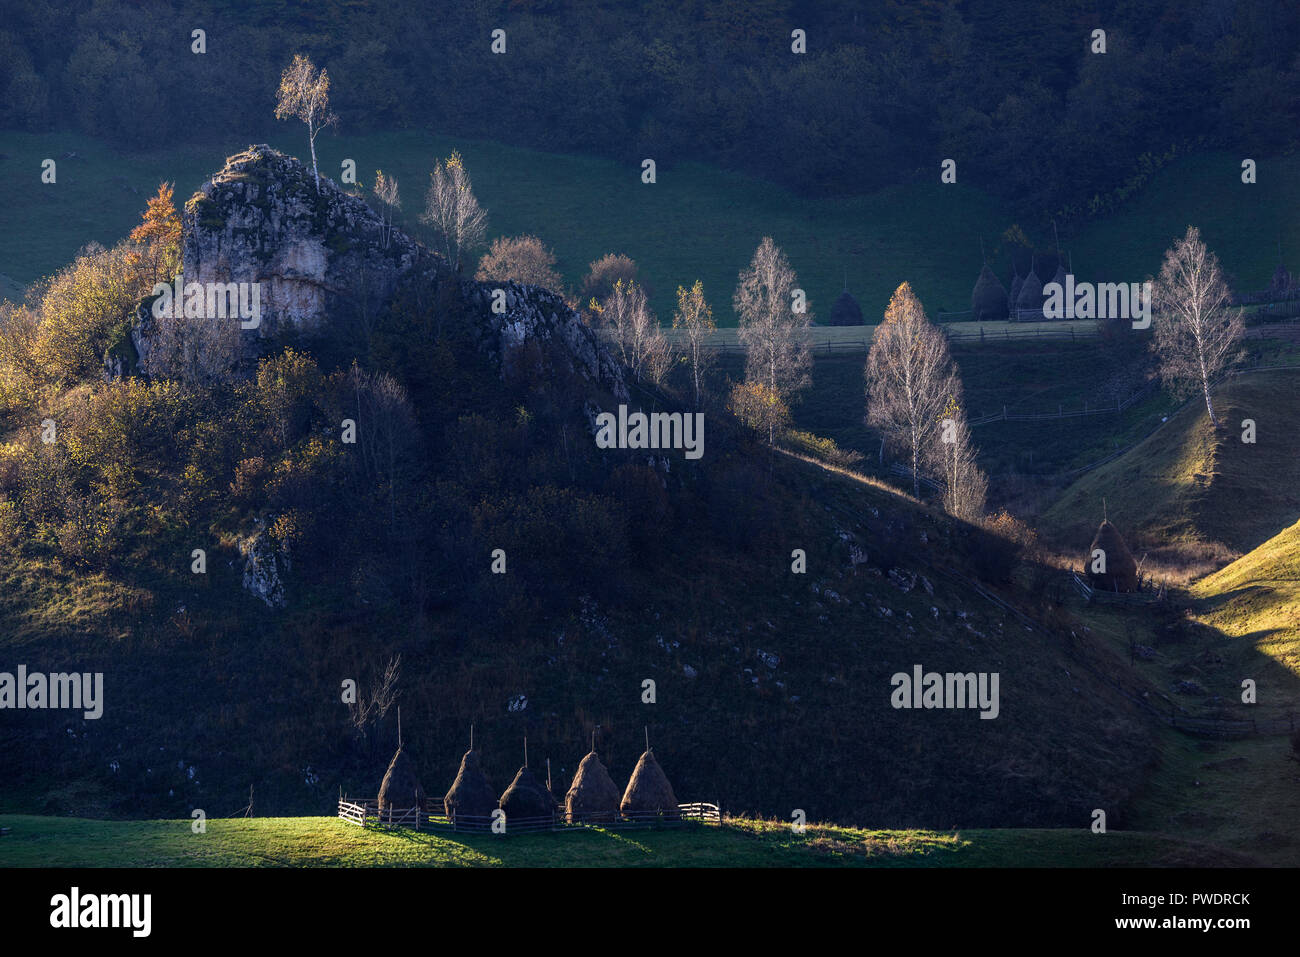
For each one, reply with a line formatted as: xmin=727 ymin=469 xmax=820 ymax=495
xmin=475 ymin=235 xmax=565 ymax=293
xmin=35 ymin=242 xmax=151 ymax=383
xmin=580 ymin=253 xmax=640 ymax=305
xmin=782 ymin=429 xmax=864 ymax=469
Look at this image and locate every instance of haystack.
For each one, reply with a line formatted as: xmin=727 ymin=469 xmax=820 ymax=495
xmin=829 ymin=290 xmax=864 ymax=326
xmin=377 ymin=746 xmax=425 ymax=811
xmin=1086 ymin=520 xmax=1138 ymax=592
xmin=620 ymin=750 xmax=680 ymax=821
xmin=564 ymin=750 xmax=621 ymax=823
xmin=1015 ymin=261 xmax=1044 ymax=317
xmin=1007 ymin=268 xmax=1024 ymax=317
xmin=971 ymin=264 xmax=1008 ymax=320
xmin=443 ymin=749 xmax=496 ymax=821
xmin=1050 ymin=262 xmax=1068 ymax=303
xmin=499 ymin=765 xmax=556 ymax=823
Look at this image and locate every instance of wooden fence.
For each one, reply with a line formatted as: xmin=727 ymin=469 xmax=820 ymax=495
xmin=1069 ymin=570 xmax=1166 ymax=605
xmin=968 ymin=381 xmax=1156 ymax=427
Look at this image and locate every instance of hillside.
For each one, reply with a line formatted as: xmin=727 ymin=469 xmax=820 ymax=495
xmin=4 ymin=132 xmax=1300 ymax=326
xmin=0 ymin=145 xmax=1161 ymax=835
xmin=1038 ymin=370 xmax=1300 ymax=578
xmin=1192 ymin=518 xmax=1300 ymax=691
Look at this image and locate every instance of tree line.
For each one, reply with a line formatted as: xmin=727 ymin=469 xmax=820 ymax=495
xmin=4 ymin=0 xmax=1299 ymax=225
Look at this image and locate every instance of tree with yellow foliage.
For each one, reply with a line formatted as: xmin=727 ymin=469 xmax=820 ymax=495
xmin=274 ymin=54 xmax=337 ymax=191
xmin=129 ymin=182 xmax=182 ymax=284
xmin=673 ymin=279 xmax=714 ymax=409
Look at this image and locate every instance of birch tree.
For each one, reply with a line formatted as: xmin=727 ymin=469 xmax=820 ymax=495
xmin=673 ymin=279 xmax=715 ymax=408
xmin=930 ymin=394 xmax=987 ymax=521
xmin=372 ymin=170 xmax=400 ymax=250
xmin=420 ymin=151 xmax=487 ymax=271
xmin=274 ymin=54 xmax=337 ymax=192
xmin=599 ymin=278 xmax=666 ymax=382
xmin=734 ymin=237 xmax=812 ymax=443
xmin=865 ymin=282 xmax=958 ymax=497
xmin=1150 ymin=226 xmax=1245 ymax=427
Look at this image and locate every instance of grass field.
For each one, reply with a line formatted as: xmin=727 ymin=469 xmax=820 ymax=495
xmin=0 ymin=814 xmax=1258 ymax=867
xmin=3 ymin=129 xmax=1298 ymax=325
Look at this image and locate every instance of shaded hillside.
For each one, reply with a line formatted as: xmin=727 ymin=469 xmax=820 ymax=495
xmin=0 ymin=147 xmax=1157 ymax=832
xmin=1039 ymin=370 xmax=1300 ymax=578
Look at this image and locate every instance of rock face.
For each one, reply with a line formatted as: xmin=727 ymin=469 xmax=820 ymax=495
xmin=179 ymin=144 xmax=428 ymax=344
xmin=240 ymin=523 xmax=289 ymax=609
xmin=152 ymin=143 xmax=624 ymax=400
xmin=463 ymin=280 xmax=627 ymax=401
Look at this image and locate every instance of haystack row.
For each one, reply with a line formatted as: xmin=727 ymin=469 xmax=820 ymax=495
xmin=350 ymin=735 xmax=706 ymax=834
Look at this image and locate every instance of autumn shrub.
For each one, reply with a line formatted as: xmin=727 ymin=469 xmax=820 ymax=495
xmin=475 ymin=234 xmax=565 ymax=292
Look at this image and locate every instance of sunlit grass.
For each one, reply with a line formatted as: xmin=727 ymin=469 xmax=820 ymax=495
xmin=0 ymin=814 xmax=1257 ymax=867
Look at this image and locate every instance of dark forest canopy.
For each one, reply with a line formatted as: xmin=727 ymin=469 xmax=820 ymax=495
xmin=1 ymin=0 xmax=1298 ymax=223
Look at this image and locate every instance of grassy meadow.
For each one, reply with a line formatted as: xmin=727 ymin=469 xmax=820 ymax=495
xmin=0 ymin=814 xmax=1257 ymax=868
xmin=3 ymin=130 xmax=1299 ymax=325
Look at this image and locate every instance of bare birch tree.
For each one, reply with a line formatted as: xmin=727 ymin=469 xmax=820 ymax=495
xmin=372 ymin=170 xmax=400 ymax=250
xmin=734 ymin=237 xmax=811 ymax=443
xmin=1150 ymin=226 xmax=1245 ymax=427
xmin=599 ymin=278 xmax=667 ymax=382
xmin=673 ymin=279 xmax=714 ymax=408
xmin=420 ymin=151 xmax=487 ymax=272
xmin=274 ymin=54 xmax=337 ymax=192
xmin=865 ymin=281 xmax=958 ymax=497
xmin=929 ymin=394 xmax=987 ymax=521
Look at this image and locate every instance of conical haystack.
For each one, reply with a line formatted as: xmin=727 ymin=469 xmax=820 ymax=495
xmin=1086 ymin=520 xmax=1138 ymax=592
xmin=620 ymin=750 xmax=680 ymax=821
xmin=499 ymin=765 xmax=556 ymax=823
xmin=1051 ymin=262 xmax=1068 ymax=291
xmin=443 ymin=749 xmax=496 ymax=822
xmin=829 ymin=290 xmax=864 ymax=326
xmin=1016 ymin=263 xmax=1044 ymax=318
xmin=377 ymin=746 xmax=425 ymax=811
xmin=971 ymin=264 xmax=1008 ymax=321
xmin=565 ymin=751 xmax=621 ymax=823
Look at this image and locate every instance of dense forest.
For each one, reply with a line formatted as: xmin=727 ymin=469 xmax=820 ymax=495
xmin=2 ymin=0 xmax=1298 ymax=223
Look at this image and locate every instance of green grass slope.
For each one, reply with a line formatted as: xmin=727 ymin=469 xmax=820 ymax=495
xmin=3 ymin=132 xmax=1298 ymax=325
xmin=1192 ymin=518 xmax=1300 ymax=685
xmin=0 ymin=814 xmax=1255 ymax=868
xmin=1039 ymin=370 xmax=1300 ymax=578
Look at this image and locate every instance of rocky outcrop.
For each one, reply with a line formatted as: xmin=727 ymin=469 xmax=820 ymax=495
xmin=463 ymin=280 xmax=627 ymax=400
xmin=131 ymin=144 xmax=625 ymax=403
xmin=179 ymin=144 xmax=430 ymax=343
xmin=117 ymin=146 xmax=631 ymax=609
xmin=240 ymin=523 xmax=289 ymax=609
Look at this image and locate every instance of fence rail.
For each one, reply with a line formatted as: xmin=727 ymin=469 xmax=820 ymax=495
xmin=969 ymin=381 xmax=1157 ymax=427
xmin=1069 ymin=570 xmax=1165 ymax=604
xmin=886 ymin=462 xmax=944 ymax=494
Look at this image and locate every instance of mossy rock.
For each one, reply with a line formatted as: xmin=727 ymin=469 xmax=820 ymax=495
xmin=104 ymin=317 xmax=141 ymax=375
